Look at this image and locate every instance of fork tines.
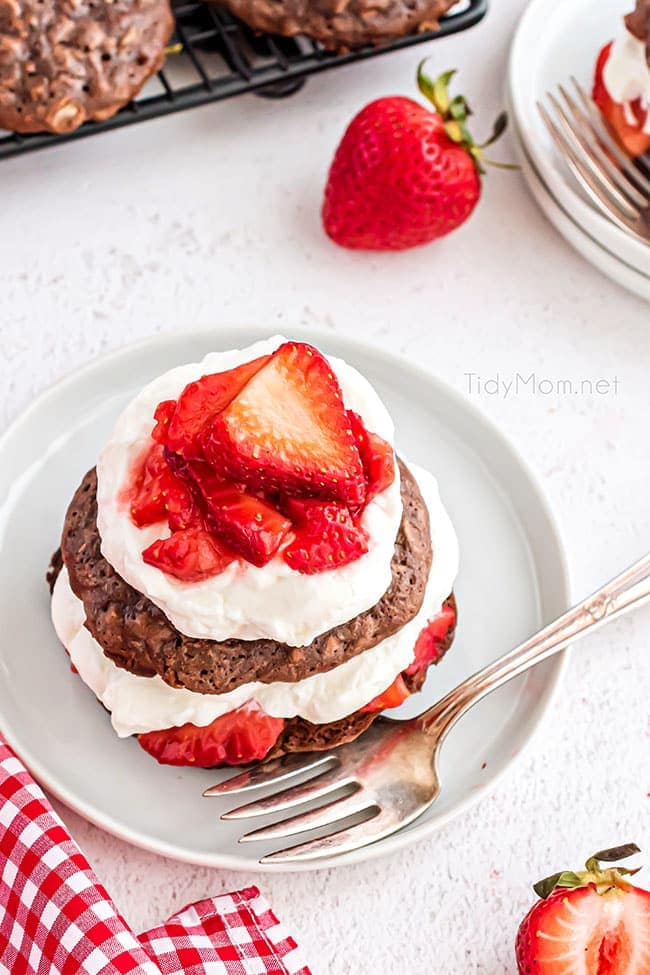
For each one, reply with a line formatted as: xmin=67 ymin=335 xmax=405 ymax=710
xmin=204 ymin=752 xmax=382 ymax=863
xmin=537 ymin=77 xmax=650 ymax=244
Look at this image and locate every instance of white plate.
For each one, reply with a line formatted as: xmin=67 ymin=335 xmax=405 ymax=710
xmin=510 ymin=109 xmax=650 ymax=301
xmin=508 ymin=0 xmax=650 ymax=279
xmin=0 ymin=327 xmax=569 ymax=872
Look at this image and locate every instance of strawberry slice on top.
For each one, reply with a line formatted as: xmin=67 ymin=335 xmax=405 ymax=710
xmin=153 ymin=355 xmax=271 ymax=459
xmin=201 ymin=342 xmax=367 ymax=507
xmin=125 ymin=341 xmax=397 ymax=581
xmin=282 ymin=499 xmax=368 ymax=574
xmin=127 ymin=443 xmax=194 ymax=529
xmin=348 ymin=410 xmax=395 ymax=502
xmin=142 ymin=525 xmax=236 ymax=583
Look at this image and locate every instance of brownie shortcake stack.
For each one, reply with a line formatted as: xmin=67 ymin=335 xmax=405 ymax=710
xmin=593 ymin=0 xmax=650 ymax=157
xmin=49 ymin=337 xmax=459 ymax=768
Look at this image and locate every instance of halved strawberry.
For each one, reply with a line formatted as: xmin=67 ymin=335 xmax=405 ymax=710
xmin=142 ymin=525 xmax=236 ymax=582
xmin=138 ymin=705 xmax=285 ymax=767
xmin=516 ymin=845 xmax=650 ymax=975
xmin=283 ymin=499 xmax=368 ymax=573
xmin=360 ymin=675 xmax=410 ymax=713
xmin=203 ymin=491 xmax=292 ymax=568
xmin=348 ymin=410 xmax=395 ymax=502
xmin=162 ymin=356 xmax=271 ymax=458
xmin=405 ymin=602 xmax=457 ymax=676
xmin=201 ymin=342 xmax=366 ymax=506
xmin=128 ymin=444 xmax=193 ymax=529
xmin=593 ymin=42 xmax=650 ymax=158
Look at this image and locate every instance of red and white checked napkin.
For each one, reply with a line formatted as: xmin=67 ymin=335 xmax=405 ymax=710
xmin=0 ymin=740 xmax=311 ymax=975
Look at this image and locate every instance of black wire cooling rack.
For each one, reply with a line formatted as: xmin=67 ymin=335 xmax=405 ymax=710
xmin=0 ymin=0 xmax=487 ymax=159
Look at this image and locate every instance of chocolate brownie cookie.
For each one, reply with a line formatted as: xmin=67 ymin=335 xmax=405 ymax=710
xmin=213 ymin=0 xmax=457 ymax=51
xmin=0 ymin=0 xmax=174 ymax=134
xmin=55 ymin=458 xmax=433 ymax=694
xmin=272 ymin=592 xmax=456 ymax=756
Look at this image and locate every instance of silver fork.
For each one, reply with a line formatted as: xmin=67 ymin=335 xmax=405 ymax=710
xmin=537 ymin=77 xmax=650 ymax=244
xmin=205 ymin=553 xmax=650 ymax=864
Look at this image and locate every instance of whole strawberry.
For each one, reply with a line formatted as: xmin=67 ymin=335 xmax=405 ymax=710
xmin=322 ymin=62 xmax=507 ymax=251
xmin=515 ymin=844 xmax=650 ymax=975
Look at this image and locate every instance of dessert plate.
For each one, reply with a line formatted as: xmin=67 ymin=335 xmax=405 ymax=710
xmin=508 ymin=0 xmax=650 ymax=283
xmin=0 ymin=327 xmax=569 ymax=872
xmin=509 ymin=110 xmax=650 ymax=302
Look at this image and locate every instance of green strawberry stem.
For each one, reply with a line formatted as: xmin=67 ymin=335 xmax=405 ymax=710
xmin=416 ymin=61 xmax=516 ymax=173
xmin=533 ymin=844 xmax=642 ymax=900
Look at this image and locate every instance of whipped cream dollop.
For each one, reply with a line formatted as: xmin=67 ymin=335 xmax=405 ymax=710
xmin=53 ymin=465 xmax=459 ymax=736
xmin=603 ymin=29 xmax=650 ymax=133
xmin=97 ymin=336 xmax=403 ymax=647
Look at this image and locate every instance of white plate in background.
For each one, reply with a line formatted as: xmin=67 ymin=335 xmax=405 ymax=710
xmin=508 ymin=0 xmax=649 ymax=279
xmin=510 ymin=110 xmax=650 ymax=301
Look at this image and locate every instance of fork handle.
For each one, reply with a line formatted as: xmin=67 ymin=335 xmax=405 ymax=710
xmin=417 ymin=552 xmax=650 ymax=739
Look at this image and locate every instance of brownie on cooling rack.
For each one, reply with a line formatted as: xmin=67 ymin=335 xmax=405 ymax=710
xmin=0 ymin=0 xmax=174 ymax=134
xmin=209 ymin=0 xmax=459 ymax=51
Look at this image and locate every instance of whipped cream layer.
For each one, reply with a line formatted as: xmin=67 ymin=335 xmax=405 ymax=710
xmin=53 ymin=465 xmax=459 ymax=736
xmin=604 ymin=29 xmax=650 ymax=133
xmin=97 ymin=336 xmax=403 ymax=647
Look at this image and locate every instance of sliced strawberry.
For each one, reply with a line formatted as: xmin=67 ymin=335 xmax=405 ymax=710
xmin=348 ymin=410 xmax=395 ymax=502
xmin=138 ymin=705 xmax=285 ymax=767
xmin=406 ymin=602 xmax=457 ymax=676
xmin=142 ymin=525 xmax=236 ymax=582
xmin=593 ymin=42 xmax=650 ymax=158
xmin=164 ymin=452 xmax=232 ymax=511
xmin=283 ymin=499 xmax=368 ymax=574
xmin=361 ymin=601 xmax=457 ymax=712
xmin=128 ymin=443 xmax=193 ymax=529
xmin=203 ymin=491 xmax=292 ymax=568
xmin=164 ymin=356 xmax=270 ymax=458
xmin=161 ymin=453 xmax=289 ymax=565
xmin=128 ymin=444 xmax=168 ymax=526
xmin=201 ymin=342 xmax=366 ymax=506
xmin=518 ymin=885 xmax=650 ymax=974
xmin=516 ymin=845 xmax=650 ymax=975
xmin=360 ymin=675 xmax=410 ymax=713
xmin=151 ymin=399 xmax=176 ymax=445
xmin=164 ymin=481 xmax=197 ymax=533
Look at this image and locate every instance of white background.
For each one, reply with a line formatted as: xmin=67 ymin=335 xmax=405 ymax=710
xmin=1 ymin=0 xmax=649 ymax=971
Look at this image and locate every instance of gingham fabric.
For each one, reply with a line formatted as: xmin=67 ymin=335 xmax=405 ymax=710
xmin=0 ymin=741 xmax=311 ymax=975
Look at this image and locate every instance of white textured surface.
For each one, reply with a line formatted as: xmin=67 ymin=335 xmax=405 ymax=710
xmin=1 ymin=0 xmax=649 ymax=971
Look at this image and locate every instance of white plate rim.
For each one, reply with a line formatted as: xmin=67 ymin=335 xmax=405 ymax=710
xmin=509 ymin=104 xmax=650 ymax=302
xmin=507 ymin=0 xmax=650 ymax=277
xmin=0 ymin=327 xmax=571 ymax=872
